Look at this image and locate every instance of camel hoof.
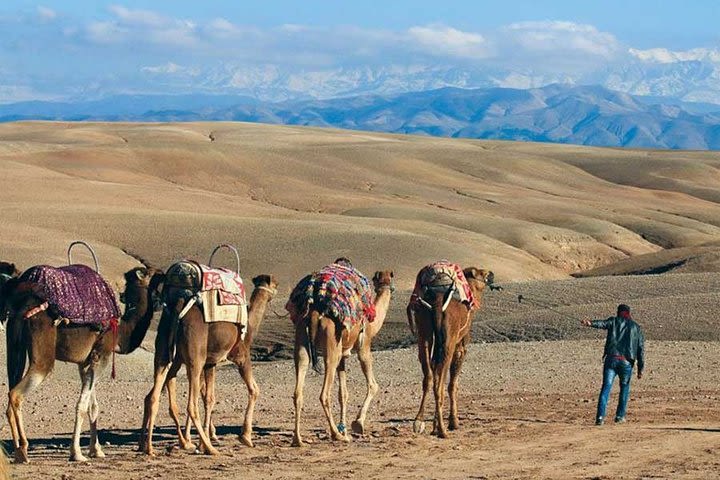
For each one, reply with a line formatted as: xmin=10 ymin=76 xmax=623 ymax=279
xmin=291 ymin=436 xmax=304 ymax=448
xmin=331 ymin=431 xmax=351 ymax=442
xmin=69 ymin=452 xmax=89 ymax=462
xmin=13 ymin=449 xmax=29 ymax=464
xmin=211 ymin=435 xmax=220 ymax=443
xmin=239 ymin=435 xmax=254 ymax=448
xmin=413 ymin=420 xmax=426 ymax=434
xmin=437 ymin=429 xmax=449 ymax=439
xmin=179 ymin=441 xmax=196 ymax=452
xmin=89 ymin=448 xmax=106 ymax=459
xmin=202 ymin=446 xmax=220 ymax=456
xmin=351 ymin=420 xmax=365 ymax=435
xmin=143 ymin=446 xmax=157 ymax=457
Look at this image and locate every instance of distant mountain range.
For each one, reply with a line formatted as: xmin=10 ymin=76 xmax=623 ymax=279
xmin=137 ymin=59 xmax=720 ymax=105
xmin=3 ymin=84 xmax=720 ymax=150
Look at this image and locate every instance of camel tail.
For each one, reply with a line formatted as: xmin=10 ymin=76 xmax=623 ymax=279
xmin=431 ymin=291 xmax=447 ymax=366
xmin=6 ymin=317 xmax=27 ymax=389
xmin=308 ymin=310 xmax=321 ymax=373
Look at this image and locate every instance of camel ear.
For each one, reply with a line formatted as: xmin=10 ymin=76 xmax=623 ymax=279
xmin=463 ymin=267 xmax=480 ymax=280
xmin=252 ymin=274 xmax=271 ymax=287
xmin=372 ymin=271 xmax=381 ymax=282
xmin=149 ymin=271 xmax=166 ymax=293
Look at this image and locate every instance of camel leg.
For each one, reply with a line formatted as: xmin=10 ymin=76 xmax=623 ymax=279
xmin=186 ymin=361 xmax=219 ymax=455
xmin=165 ymin=362 xmax=195 ymax=451
xmin=7 ymin=367 xmax=49 ymax=464
xmin=413 ymin=335 xmax=432 ymax=434
xmin=203 ymin=367 xmax=218 ymax=442
xmin=448 ymin=338 xmax=468 ymax=430
xmin=432 ymin=344 xmax=457 ymax=439
xmin=69 ymin=364 xmax=94 ymax=462
xmin=237 ymin=359 xmax=259 ymax=447
xmin=87 ymin=387 xmax=105 ymax=458
xmin=291 ymin=325 xmax=310 ymax=447
xmin=319 ymin=319 xmax=346 ymax=442
xmin=337 ymin=356 xmax=349 ymax=435
xmin=140 ymin=362 xmax=170 ymax=456
xmin=351 ymin=340 xmax=379 ymax=435
xmin=88 ymin=357 xmax=109 ymax=459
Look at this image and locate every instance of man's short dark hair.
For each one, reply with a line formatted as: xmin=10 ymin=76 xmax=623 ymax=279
xmin=334 ymin=257 xmax=352 ymax=266
xmin=617 ymin=304 xmax=631 ymax=315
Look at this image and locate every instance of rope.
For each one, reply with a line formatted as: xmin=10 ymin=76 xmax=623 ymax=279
xmin=494 ymin=287 xmax=583 ymax=323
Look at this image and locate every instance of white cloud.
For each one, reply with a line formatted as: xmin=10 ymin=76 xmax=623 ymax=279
xmin=629 ymin=47 xmax=720 ymax=64
xmin=108 ymin=5 xmax=166 ymax=28
xmin=503 ymin=21 xmax=620 ymax=58
xmin=141 ymin=62 xmax=199 ymax=76
xmin=407 ymin=25 xmax=491 ymax=59
xmin=86 ymin=21 xmax=128 ymax=44
xmin=37 ymin=6 xmax=57 ymax=21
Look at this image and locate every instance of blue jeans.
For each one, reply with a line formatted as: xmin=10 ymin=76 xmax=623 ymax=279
xmin=596 ymin=357 xmax=633 ymax=420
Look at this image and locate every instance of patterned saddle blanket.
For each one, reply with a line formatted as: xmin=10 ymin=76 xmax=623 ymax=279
xmin=164 ymin=261 xmax=247 ymax=324
xmin=286 ymin=262 xmax=376 ymax=330
xmin=409 ymin=260 xmax=477 ymax=309
xmin=21 ymin=264 xmax=120 ymax=326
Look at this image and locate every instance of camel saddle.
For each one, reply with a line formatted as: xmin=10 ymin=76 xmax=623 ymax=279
xmin=21 ymin=265 xmax=120 ymax=327
xmin=410 ymin=260 xmax=478 ymax=310
xmin=163 ymin=261 xmax=248 ymax=327
xmin=286 ymin=263 xmax=376 ymax=330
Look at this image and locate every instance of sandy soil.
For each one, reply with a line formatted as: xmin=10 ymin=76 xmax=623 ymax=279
xmin=1 ymin=122 xmax=720 ymax=479
xmin=3 ymin=340 xmax=720 ymax=480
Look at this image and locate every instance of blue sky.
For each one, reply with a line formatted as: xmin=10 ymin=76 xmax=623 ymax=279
xmin=0 ymin=1 xmax=719 ymax=102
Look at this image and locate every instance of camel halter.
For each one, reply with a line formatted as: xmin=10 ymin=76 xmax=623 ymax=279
xmin=257 ymin=285 xmax=277 ymax=296
xmin=24 ymin=302 xmax=49 ymax=319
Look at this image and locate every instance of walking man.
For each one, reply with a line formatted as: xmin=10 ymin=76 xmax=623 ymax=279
xmin=581 ymin=304 xmax=645 ymax=425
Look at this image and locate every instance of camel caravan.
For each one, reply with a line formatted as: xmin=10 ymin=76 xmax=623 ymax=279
xmin=0 ymin=241 xmax=497 ymax=463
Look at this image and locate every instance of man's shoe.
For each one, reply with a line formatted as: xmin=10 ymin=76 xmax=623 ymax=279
xmin=614 ymin=417 xmax=626 ymax=424
xmin=595 ymin=417 xmax=604 ymax=426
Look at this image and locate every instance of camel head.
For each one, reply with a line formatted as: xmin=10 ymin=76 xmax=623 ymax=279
xmin=372 ymin=270 xmax=395 ymax=294
xmin=117 ymin=266 xmax=165 ymax=354
xmin=120 ymin=267 xmax=165 ymax=313
xmin=251 ymin=274 xmax=279 ymax=301
xmin=462 ymin=267 xmax=495 ymax=297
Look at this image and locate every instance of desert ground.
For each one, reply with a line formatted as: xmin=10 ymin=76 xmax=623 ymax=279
xmin=1 ymin=121 xmax=720 ymax=479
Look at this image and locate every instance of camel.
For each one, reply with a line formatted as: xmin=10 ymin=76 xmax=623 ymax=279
xmin=407 ymin=266 xmax=494 ymax=438
xmin=0 ymin=266 xmax=162 ymax=463
xmin=290 ymin=268 xmax=394 ymax=447
xmin=139 ymin=274 xmax=278 ymax=456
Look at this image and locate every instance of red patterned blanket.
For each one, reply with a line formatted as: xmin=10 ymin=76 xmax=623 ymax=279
xmin=409 ymin=260 xmax=477 ymax=309
xmin=286 ymin=263 xmax=376 ymax=330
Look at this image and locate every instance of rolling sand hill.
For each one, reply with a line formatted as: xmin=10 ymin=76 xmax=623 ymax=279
xmin=1 ymin=121 xmax=720 ymax=479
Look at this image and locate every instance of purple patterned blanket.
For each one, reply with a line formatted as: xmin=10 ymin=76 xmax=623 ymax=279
xmin=21 ymin=265 xmax=120 ymax=326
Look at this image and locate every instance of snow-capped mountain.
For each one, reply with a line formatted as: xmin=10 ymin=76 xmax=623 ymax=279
xmin=3 ymin=84 xmax=720 ymax=150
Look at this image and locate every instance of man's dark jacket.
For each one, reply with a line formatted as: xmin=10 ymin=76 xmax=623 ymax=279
xmin=590 ymin=316 xmax=645 ymax=373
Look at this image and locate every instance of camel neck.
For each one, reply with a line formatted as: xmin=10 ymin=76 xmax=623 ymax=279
xmin=244 ymin=289 xmax=273 ymax=345
xmin=372 ymin=287 xmax=392 ymax=330
xmin=117 ymin=285 xmax=154 ymax=354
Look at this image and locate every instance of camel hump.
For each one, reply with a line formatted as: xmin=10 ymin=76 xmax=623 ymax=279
xmin=20 ymin=264 xmax=119 ymax=326
xmin=410 ymin=261 xmax=475 ymax=309
xmin=286 ymin=264 xmax=375 ymax=331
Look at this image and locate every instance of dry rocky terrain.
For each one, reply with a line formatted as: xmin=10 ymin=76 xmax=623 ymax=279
xmin=0 ymin=122 xmax=719 ymax=479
